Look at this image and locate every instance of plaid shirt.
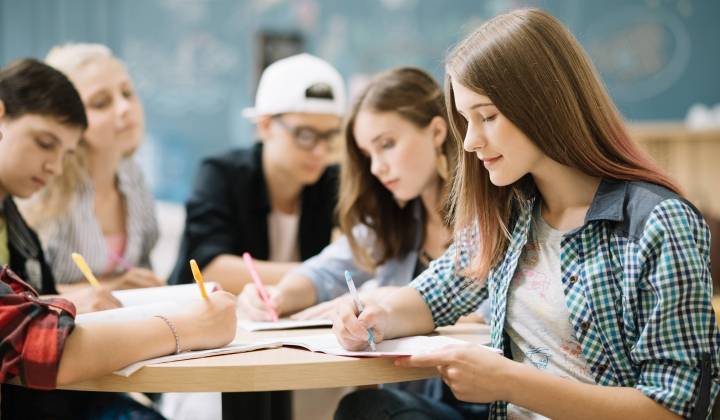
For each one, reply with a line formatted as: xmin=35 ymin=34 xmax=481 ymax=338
xmin=0 ymin=266 xmax=75 ymax=390
xmin=411 ymin=179 xmax=719 ymax=419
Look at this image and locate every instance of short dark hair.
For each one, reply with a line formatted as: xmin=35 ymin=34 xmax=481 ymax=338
xmin=0 ymin=58 xmax=87 ymax=128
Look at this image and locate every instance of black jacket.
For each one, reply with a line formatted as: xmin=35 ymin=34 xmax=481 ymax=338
xmin=3 ymin=196 xmax=56 ymax=294
xmin=169 ymin=143 xmax=339 ymax=285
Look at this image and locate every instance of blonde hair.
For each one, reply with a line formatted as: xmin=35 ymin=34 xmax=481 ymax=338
xmin=24 ymin=43 xmax=119 ymax=229
xmin=446 ymin=9 xmax=680 ymax=280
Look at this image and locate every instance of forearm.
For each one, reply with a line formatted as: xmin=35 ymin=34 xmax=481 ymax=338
xmin=276 ymin=273 xmax=317 ymax=315
xmin=55 ymin=282 xmax=93 ymax=294
xmin=56 ymin=317 xmax=176 ymax=385
xmin=204 ymin=254 xmax=299 ymax=294
xmin=381 ymin=287 xmax=435 ymax=339
xmin=504 ymin=362 xmax=680 ymax=420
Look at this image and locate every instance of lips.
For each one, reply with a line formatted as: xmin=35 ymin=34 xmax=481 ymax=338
xmin=31 ymin=177 xmax=47 ymax=188
xmin=382 ymin=179 xmax=399 ymax=189
xmin=481 ymin=156 xmax=502 ymax=168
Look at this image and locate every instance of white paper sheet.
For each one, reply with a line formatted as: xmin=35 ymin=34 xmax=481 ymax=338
xmin=111 ymin=283 xmax=219 ymax=307
xmin=113 ymin=341 xmax=282 ymax=377
xmin=274 ymin=333 xmax=499 ymax=357
xmin=239 ymin=318 xmax=333 ymax=332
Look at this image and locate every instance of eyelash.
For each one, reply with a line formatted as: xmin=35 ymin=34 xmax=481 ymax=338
xmin=34 ymin=138 xmax=54 ymax=150
xmin=481 ymin=114 xmax=498 ymax=123
xmin=380 ymin=139 xmax=395 ymax=150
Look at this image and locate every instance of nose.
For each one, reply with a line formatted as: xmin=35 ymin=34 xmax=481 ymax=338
xmin=463 ymin=122 xmax=486 ymax=152
xmin=116 ymin=94 xmax=131 ymax=120
xmin=309 ymin=140 xmax=331 ymax=158
xmin=43 ymin=154 xmax=64 ymax=177
xmin=369 ymin=155 xmax=388 ymax=178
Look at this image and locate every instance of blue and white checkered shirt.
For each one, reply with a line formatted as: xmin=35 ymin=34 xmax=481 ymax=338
xmin=411 ymin=179 xmax=719 ymax=419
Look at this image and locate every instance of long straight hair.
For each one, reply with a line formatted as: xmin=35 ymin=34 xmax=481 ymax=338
xmin=445 ymin=9 xmax=681 ymax=279
xmin=340 ymin=67 xmax=456 ymax=271
xmin=24 ymin=44 xmax=126 ymax=229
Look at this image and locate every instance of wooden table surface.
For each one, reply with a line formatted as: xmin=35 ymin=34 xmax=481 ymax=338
xmin=58 ymin=323 xmax=491 ymax=393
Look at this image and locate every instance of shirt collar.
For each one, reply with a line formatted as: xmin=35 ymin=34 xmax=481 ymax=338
xmin=584 ymin=178 xmax=627 ymax=223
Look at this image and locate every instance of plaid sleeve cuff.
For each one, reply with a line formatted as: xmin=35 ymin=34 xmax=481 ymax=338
xmin=410 ymin=242 xmax=487 ymax=327
xmin=20 ymin=307 xmax=75 ymax=389
xmin=636 ymin=360 xmax=719 ymax=418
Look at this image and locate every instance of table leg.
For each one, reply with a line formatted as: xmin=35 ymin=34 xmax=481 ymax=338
xmin=221 ymin=391 xmax=292 ymax=420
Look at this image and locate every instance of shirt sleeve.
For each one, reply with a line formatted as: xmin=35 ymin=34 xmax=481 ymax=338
xmin=178 ymin=159 xmax=240 ymax=272
xmin=632 ymin=198 xmax=720 ymax=418
xmin=126 ymin=159 xmax=160 ymax=271
xmin=409 ymin=229 xmax=488 ymax=327
xmin=0 ymin=268 xmax=76 ymax=390
xmin=291 ymin=233 xmax=373 ymax=303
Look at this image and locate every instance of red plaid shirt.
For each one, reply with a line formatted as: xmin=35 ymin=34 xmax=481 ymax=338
xmin=0 ymin=266 xmax=75 ymax=390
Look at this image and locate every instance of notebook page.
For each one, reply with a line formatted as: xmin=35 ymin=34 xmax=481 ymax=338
xmin=239 ymin=318 xmax=333 ymax=332
xmin=276 ymin=333 xmax=498 ymax=357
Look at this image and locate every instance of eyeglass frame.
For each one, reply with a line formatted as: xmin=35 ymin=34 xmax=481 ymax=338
xmin=271 ymin=115 xmax=341 ymax=151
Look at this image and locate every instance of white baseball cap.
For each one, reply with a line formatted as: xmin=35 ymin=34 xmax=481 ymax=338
xmin=242 ymin=53 xmax=346 ymax=119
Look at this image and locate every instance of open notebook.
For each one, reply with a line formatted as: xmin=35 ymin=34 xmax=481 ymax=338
xmin=112 ymin=332 xmax=499 ymax=376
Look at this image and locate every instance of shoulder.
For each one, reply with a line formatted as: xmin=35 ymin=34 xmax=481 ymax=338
xmin=203 ymin=145 xmax=260 ymax=172
xmin=620 ymin=181 xmax=703 ymax=241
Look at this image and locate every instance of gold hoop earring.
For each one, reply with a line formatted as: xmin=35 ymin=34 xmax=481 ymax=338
xmin=436 ymin=152 xmax=449 ymax=181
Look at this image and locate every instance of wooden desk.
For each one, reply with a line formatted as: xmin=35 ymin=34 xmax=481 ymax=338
xmin=58 ymin=324 xmax=490 ymax=393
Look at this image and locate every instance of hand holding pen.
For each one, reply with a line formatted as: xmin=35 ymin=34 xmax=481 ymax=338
xmin=243 ymin=252 xmax=278 ymax=321
xmin=338 ymin=271 xmax=378 ymax=351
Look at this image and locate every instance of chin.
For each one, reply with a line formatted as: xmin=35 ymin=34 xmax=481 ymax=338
xmin=488 ymin=173 xmax=519 ymax=187
xmin=297 ymin=171 xmax=324 ymax=185
xmin=10 ymin=188 xmax=35 ymax=199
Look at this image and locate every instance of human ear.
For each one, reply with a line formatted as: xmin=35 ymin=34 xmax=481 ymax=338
xmin=255 ymin=116 xmax=273 ymax=142
xmin=0 ymin=100 xmax=6 ymax=120
xmin=429 ymin=115 xmax=448 ymax=148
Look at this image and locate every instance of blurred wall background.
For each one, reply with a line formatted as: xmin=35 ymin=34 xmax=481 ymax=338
xmin=1 ymin=0 xmax=719 ymax=202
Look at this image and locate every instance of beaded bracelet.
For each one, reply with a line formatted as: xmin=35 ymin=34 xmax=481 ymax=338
xmin=154 ymin=315 xmax=182 ymax=354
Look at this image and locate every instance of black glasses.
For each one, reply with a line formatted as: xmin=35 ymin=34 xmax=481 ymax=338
xmin=273 ymin=117 xmax=341 ymax=151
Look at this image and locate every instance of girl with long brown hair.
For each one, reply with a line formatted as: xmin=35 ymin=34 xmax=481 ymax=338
xmin=239 ymin=67 xmax=458 ymax=323
xmin=333 ymin=8 xmax=718 ymax=420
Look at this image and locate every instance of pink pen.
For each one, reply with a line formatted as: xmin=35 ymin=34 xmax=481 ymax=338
xmin=243 ymin=252 xmax=279 ymax=321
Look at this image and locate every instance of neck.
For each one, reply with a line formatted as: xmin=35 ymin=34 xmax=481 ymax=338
xmin=87 ymin=150 xmax=122 ymax=195
xmin=532 ymin=160 xmax=601 ymax=228
xmin=262 ymin=154 xmax=302 ymax=214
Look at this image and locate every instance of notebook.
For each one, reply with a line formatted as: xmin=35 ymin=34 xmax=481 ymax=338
xmin=239 ymin=318 xmax=333 ymax=332
xmin=112 ymin=333 xmax=499 ymax=376
xmin=111 ymin=283 xmax=219 ymax=306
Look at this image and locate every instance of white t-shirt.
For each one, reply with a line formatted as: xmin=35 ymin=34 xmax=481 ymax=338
xmin=267 ymin=210 xmax=301 ymax=262
xmin=505 ymin=205 xmax=596 ymax=420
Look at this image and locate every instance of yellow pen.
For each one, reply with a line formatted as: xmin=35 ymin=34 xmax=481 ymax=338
xmin=189 ymin=259 xmax=209 ymax=300
xmin=71 ymin=252 xmax=101 ymax=288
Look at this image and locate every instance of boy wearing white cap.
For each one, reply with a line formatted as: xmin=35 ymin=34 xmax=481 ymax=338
xmin=162 ymin=54 xmax=344 ymax=420
xmin=169 ymin=53 xmax=345 ymax=293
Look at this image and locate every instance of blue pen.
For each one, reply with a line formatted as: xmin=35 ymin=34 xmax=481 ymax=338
xmin=344 ymin=270 xmax=376 ymax=351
